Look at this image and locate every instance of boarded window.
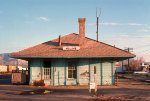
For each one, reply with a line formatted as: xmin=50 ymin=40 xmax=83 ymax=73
xmin=68 ymin=61 xmax=76 ymax=79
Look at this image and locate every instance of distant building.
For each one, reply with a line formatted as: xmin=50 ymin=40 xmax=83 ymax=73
xmin=7 ymin=65 xmax=16 ymax=72
xmin=11 ymin=18 xmax=135 ymax=86
xmin=115 ymin=62 xmax=126 ymax=73
xmin=141 ymin=62 xmax=150 ymax=72
xmin=0 ymin=65 xmax=7 ymax=72
xmin=0 ymin=65 xmax=16 ymax=72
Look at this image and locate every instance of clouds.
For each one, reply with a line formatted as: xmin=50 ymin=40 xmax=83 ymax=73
xmin=139 ymin=27 xmax=150 ymax=32
xmin=24 ymin=16 xmax=50 ymax=24
xmin=101 ymin=22 xmax=122 ymax=26
xmin=88 ymin=22 xmax=145 ymax=26
xmin=94 ymin=21 xmax=150 ymax=61
xmin=103 ymin=33 xmax=150 ymax=61
xmin=107 ymin=34 xmax=150 ymax=49
xmin=127 ymin=23 xmax=143 ymax=26
xmin=101 ymin=22 xmax=144 ymax=26
xmin=36 ymin=16 xmax=49 ymax=22
xmin=88 ymin=21 xmax=150 ymax=35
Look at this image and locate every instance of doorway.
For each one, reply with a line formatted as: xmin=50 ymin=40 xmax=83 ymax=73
xmin=43 ymin=61 xmax=51 ymax=80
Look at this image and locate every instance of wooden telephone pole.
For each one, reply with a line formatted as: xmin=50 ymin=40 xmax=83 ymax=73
xmin=96 ymin=8 xmax=101 ymax=41
xmin=124 ymin=48 xmax=133 ymax=73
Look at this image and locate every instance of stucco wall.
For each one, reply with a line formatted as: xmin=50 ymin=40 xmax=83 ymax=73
xmin=52 ymin=59 xmax=66 ymax=86
xmin=29 ymin=59 xmax=42 ymax=85
xmin=89 ymin=59 xmax=101 ymax=85
xmin=29 ymin=58 xmax=115 ymax=86
xmin=78 ymin=59 xmax=89 ymax=85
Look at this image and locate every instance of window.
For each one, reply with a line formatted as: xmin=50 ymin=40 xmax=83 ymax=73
xmin=68 ymin=61 xmax=76 ymax=79
xmin=43 ymin=61 xmax=51 ymax=79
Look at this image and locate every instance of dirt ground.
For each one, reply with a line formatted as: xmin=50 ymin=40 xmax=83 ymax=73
xmin=0 ymin=75 xmax=150 ymax=101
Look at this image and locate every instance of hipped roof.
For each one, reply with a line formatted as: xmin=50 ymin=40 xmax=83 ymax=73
xmin=10 ymin=33 xmax=135 ymax=59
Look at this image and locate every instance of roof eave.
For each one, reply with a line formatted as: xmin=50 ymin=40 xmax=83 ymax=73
xmin=11 ymin=55 xmax=136 ymax=59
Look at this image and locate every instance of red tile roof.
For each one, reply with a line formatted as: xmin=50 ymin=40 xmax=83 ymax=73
xmin=10 ymin=33 xmax=135 ymax=58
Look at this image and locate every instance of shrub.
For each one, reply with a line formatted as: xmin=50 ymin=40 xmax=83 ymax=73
xmin=33 ymin=80 xmax=45 ymax=86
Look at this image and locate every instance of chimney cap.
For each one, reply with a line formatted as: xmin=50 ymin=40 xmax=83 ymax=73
xmin=78 ymin=18 xmax=86 ymax=22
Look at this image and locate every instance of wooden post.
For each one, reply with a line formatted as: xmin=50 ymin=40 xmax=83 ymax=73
xmin=58 ymin=71 xmax=60 ymax=86
xmin=115 ymin=72 xmax=118 ymax=86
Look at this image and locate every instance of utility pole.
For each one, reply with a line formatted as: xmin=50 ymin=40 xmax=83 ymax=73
xmin=96 ymin=8 xmax=101 ymax=41
xmin=96 ymin=16 xmax=99 ymax=41
xmin=124 ymin=48 xmax=133 ymax=73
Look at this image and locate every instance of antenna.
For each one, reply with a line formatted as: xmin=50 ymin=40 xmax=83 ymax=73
xmin=96 ymin=8 xmax=101 ymax=41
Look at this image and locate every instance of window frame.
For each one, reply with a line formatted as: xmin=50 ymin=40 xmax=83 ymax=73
xmin=67 ymin=61 xmax=77 ymax=79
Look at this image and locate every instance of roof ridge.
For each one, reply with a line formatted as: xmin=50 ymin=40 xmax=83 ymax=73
xmin=82 ymin=35 xmax=135 ymax=56
xmin=51 ymin=33 xmax=77 ymax=41
xmin=11 ymin=33 xmax=78 ymax=54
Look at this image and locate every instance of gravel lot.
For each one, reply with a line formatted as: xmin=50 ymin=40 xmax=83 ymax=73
xmin=0 ymin=74 xmax=150 ymax=101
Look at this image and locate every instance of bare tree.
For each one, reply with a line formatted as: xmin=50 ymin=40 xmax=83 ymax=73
xmin=129 ymin=57 xmax=144 ymax=71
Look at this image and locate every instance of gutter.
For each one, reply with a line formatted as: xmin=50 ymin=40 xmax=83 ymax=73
xmin=10 ymin=55 xmax=135 ymax=59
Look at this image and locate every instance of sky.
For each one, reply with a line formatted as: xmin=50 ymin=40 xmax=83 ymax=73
xmin=0 ymin=0 xmax=150 ymax=61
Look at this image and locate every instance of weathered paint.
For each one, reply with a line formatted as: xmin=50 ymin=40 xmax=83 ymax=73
xmin=78 ymin=59 xmax=89 ymax=85
xmin=111 ymin=62 xmax=113 ymax=84
xmin=88 ymin=59 xmax=90 ymax=83
xmin=100 ymin=62 xmax=103 ymax=85
xmin=28 ymin=58 xmax=116 ymax=86
xmin=76 ymin=61 xmax=79 ymax=85
xmin=52 ymin=59 xmax=65 ymax=86
xmin=66 ymin=59 xmax=77 ymax=85
xmin=112 ymin=62 xmax=116 ymax=84
xmin=28 ymin=61 xmax=31 ymax=84
xmin=89 ymin=59 xmax=101 ymax=85
xmin=102 ymin=62 xmax=112 ymax=85
xmin=64 ymin=60 xmax=67 ymax=85
xmin=52 ymin=62 xmax=54 ymax=86
xmin=29 ymin=59 xmax=42 ymax=85
xmin=42 ymin=60 xmax=51 ymax=86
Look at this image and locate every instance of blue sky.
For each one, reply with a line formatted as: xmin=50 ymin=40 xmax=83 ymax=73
xmin=0 ymin=0 xmax=150 ymax=61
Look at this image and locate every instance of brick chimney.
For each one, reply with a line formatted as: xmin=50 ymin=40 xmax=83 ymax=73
xmin=78 ymin=18 xmax=86 ymax=46
xmin=58 ymin=35 xmax=61 ymax=46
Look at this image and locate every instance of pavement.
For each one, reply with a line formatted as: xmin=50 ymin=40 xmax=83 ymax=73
xmin=0 ymin=74 xmax=149 ymax=101
xmin=118 ymin=73 xmax=150 ymax=83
